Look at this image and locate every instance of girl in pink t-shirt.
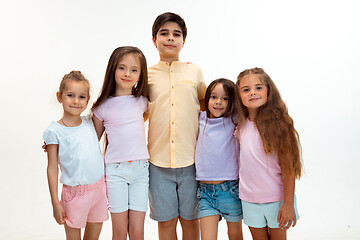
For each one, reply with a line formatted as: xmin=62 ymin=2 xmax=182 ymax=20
xmin=236 ymin=67 xmax=303 ymax=240
xmin=91 ymin=46 xmax=149 ymax=240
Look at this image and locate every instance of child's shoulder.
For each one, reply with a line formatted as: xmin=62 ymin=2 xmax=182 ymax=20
xmin=81 ymin=114 xmax=92 ymax=123
xmin=43 ymin=121 xmax=61 ymax=144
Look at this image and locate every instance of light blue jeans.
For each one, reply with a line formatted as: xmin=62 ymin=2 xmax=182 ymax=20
xmin=105 ymin=160 xmax=149 ymax=213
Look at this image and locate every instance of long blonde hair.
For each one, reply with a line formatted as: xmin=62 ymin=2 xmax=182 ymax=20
xmin=237 ymin=68 xmax=302 ymax=179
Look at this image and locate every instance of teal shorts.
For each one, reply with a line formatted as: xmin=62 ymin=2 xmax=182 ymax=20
xmin=242 ymin=195 xmax=299 ymax=228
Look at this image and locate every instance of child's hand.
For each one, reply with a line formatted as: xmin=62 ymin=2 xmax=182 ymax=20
xmin=53 ymin=203 xmax=66 ymax=225
xmin=277 ymin=202 xmax=296 ymax=229
xmin=233 ymin=126 xmax=240 ymax=140
xmin=42 ymin=142 xmax=48 ymax=153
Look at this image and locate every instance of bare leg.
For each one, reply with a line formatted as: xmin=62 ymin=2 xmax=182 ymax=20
xmin=83 ymin=222 xmax=103 ymax=240
xmin=249 ymin=226 xmax=270 ymax=240
xmin=158 ymin=217 xmax=178 ymax=240
xmin=269 ymin=227 xmax=287 ymax=240
xmin=199 ymin=215 xmax=219 ymax=240
xmin=179 ymin=216 xmax=200 ymax=240
xmin=226 ymin=221 xmax=243 ymax=240
xmin=64 ymin=224 xmax=81 ymax=240
xmin=110 ymin=211 xmax=128 ymax=240
xmin=128 ymin=210 xmax=146 ymax=240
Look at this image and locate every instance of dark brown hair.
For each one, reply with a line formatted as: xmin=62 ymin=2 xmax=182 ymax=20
xmin=92 ymin=46 xmax=148 ymax=111
xmin=205 ymin=78 xmax=244 ymax=125
xmin=152 ymin=12 xmax=187 ymax=41
xmin=237 ymin=67 xmax=302 ymax=179
xmin=59 ymin=70 xmax=90 ymax=96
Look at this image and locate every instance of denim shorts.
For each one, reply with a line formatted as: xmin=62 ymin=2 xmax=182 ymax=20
xmin=149 ymin=163 xmax=198 ymax=222
xmin=105 ymin=160 xmax=149 ymax=213
xmin=242 ymin=195 xmax=300 ymax=228
xmin=197 ymin=180 xmax=243 ymax=222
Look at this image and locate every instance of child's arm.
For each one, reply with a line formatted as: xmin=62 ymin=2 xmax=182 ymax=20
xmin=92 ymin=115 xmax=105 ymax=140
xmin=199 ymin=99 xmax=205 ymax=111
xmin=143 ymin=101 xmax=149 ymax=121
xmin=46 ymin=144 xmax=66 ymax=225
xmin=277 ymin=172 xmax=296 ymax=229
xmin=143 ymin=112 xmax=149 ymax=122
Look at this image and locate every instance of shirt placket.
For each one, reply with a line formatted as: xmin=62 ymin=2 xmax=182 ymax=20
xmin=169 ymin=64 xmax=176 ymax=167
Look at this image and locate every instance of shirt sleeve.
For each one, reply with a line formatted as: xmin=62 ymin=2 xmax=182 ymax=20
xmin=196 ymin=67 xmax=207 ymax=101
xmin=93 ymin=103 xmax=104 ymax=121
xmin=43 ymin=129 xmax=59 ymax=145
xmin=141 ymin=96 xmax=148 ymax=112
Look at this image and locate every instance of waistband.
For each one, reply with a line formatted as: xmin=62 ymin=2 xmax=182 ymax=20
xmin=63 ymin=176 xmax=105 ymax=192
xmin=106 ymin=159 xmax=148 ymax=166
xmin=198 ymin=179 xmax=239 ymax=192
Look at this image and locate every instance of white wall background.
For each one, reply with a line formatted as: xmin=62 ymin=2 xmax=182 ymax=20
xmin=0 ymin=0 xmax=359 ymax=239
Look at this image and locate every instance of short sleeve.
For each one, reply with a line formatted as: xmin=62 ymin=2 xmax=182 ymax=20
xmin=93 ymin=104 xmax=105 ymax=122
xmin=196 ymin=67 xmax=207 ymax=100
xmin=43 ymin=129 xmax=59 ymax=145
xmin=199 ymin=111 xmax=207 ymax=121
xmin=140 ymin=96 xmax=148 ymax=112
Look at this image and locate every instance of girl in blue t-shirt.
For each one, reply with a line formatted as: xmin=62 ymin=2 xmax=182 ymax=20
xmin=195 ymin=78 xmax=245 ymax=240
xmin=91 ymin=46 xmax=149 ymax=240
xmin=44 ymin=71 xmax=108 ymax=239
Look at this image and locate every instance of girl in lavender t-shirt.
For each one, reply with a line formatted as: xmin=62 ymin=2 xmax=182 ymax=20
xmin=236 ymin=68 xmax=303 ymax=240
xmin=91 ymin=47 xmax=149 ymax=240
xmin=195 ymin=78 xmax=245 ymax=240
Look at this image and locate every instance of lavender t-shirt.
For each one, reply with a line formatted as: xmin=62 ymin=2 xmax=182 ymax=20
xmin=195 ymin=111 xmax=239 ymax=181
xmin=239 ymin=119 xmax=284 ymax=203
xmin=93 ymin=95 xmax=149 ymax=164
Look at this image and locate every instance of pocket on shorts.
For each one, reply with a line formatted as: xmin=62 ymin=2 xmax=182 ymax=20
xmin=229 ymin=184 xmax=240 ymax=200
xmin=63 ymin=188 xmax=77 ymax=202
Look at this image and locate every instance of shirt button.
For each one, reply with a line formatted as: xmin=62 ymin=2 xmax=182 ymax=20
xmin=171 ymin=140 xmax=174 ymax=143
xmin=171 ymin=86 xmax=174 ymax=89
xmin=171 ymin=103 xmax=174 ymax=106
xmin=171 ymin=122 xmax=174 ymax=125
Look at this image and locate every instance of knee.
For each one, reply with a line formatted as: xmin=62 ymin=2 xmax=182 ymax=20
xmin=112 ymin=225 xmax=128 ymax=239
xmin=158 ymin=218 xmax=178 ymax=230
xmin=128 ymin=225 xmax=144 ymax=240
xmin=228 ymin=229 xmax=243 ymax=240
xmin=179 ymin=218 xmax=199 ymax=230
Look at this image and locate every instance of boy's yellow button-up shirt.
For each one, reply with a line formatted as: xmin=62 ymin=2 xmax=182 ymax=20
xmin=148 ymin=60 xmax=206 ymax=168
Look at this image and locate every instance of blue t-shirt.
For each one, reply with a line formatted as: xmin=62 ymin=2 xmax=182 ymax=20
xmin=43 ymin=116 xmax=104 ymax=186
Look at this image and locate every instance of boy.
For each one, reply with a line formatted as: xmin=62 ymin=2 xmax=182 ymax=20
xmin=147 ymin=12 xmax=206 ymax=240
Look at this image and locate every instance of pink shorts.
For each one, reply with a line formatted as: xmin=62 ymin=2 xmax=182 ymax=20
xmin=61 ymin=176 xmax=109 ymax=229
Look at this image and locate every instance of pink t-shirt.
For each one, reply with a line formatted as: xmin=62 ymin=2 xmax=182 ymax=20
xmin=93 ymin=95 xmax=149 ymax=164
xmin=239 ymin=119 xmax=284 ymax=203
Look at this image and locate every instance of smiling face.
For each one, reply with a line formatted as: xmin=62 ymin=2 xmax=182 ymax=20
xmin=208 ymin=83 xmax=229 ymax=118
xmin=153 ymin=21 xmax=184 ymax=64
xmin=238 ymin=74 xmax=268 ymax=120
xmin=114 ymin=53 xmax=141 ymax=96
xmin=57 ymin=80 xmax=90 ymax=117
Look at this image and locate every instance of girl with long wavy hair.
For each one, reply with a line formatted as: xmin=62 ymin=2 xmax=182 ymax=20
xmin=236 ymin=67 xmax=302 ymax=240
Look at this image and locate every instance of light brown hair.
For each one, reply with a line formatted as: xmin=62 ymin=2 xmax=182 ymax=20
xmin=92 ymin=46 xmax=148 ymax=111
xmin=58 ymin=70 xmax=90 ymax=96
xmin=237 ymin=67 xmax=302 ymax=179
